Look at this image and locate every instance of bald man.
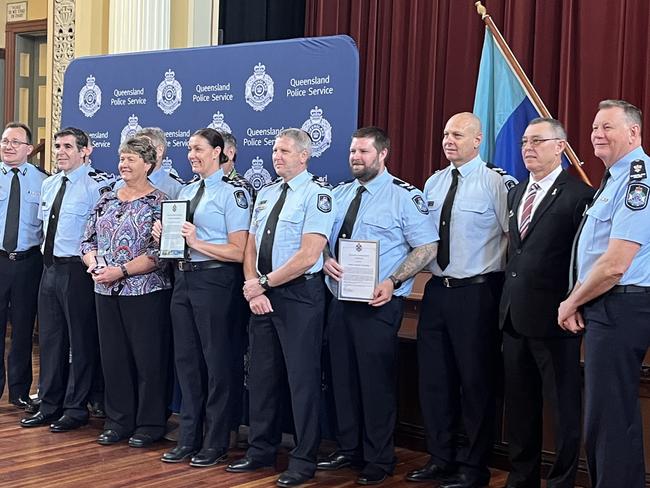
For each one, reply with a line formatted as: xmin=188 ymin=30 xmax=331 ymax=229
xmin=406 ymin=113 xmax=511 ymax=488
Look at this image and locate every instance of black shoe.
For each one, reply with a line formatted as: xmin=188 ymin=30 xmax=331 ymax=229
xmin=357 ymin=466 xmax=389 ymax=485
xmin=50 ymin=415 xmax=88 ymax=432
xmin=10 ymin=396 xmax=33 ymax=410
xmin=276 ymin=470 xmax=312 ymax=487
xmin=405 ymin=460 xmax=455 ymax=482
xmin=88 ymin=401 xmax=106 ymax=419
xmin=226 ymin=457 xmax=272 ymax=473
xmin=317 ymin=452 xmax=359 ymax=471
xmin=161 ymin=445 xmax=198 ymax=463
xmin=25 ymin=398 xmax=41 ymax=414
xmin=20 ymin=411 xmax=60 ymax=428
xmin=97 ymin=429 xmax=126 ymax=445
xmin=128 ymin=433 xmax=155 ymax=448
xmin=439 ymin=473 xmax=488 ymax=488
xmin=189 ymin=448 xmax=228 ymax=467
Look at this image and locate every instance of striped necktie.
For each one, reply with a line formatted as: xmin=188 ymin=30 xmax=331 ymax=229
xmin=518 ymin=183 xmax=540 ymax=239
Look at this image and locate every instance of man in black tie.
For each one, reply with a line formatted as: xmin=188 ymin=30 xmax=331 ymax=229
xmin=20 ymin=127 xmax=112 ymax=430
xmin=0 ymin=122 xmax=47 ymax=409
xmin=499 ymin=118 xmax=594 ymax=488
xmin=227 ymin=129 xmax=335 ymax=487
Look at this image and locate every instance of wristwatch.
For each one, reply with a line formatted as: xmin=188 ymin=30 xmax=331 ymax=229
xmin=388 ymin=274 xmax=402 ymax=289
xmin=258 ymin=274 xmax=270 ymax=290
xmin=120 ymin=264 xmax=129 ymax=278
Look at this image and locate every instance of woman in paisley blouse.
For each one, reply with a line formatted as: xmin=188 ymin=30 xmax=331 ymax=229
xmin=81 ymin=136 xmax=172 ymax=448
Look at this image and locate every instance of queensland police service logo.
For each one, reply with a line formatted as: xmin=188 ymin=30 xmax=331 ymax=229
xmin=245 ymin=63 xmax=274 ymax=111
xmin=161 ymin=156 xmax=173 ymax=173
xmin=78 ymin=75 xmax=102 ymax=117
xmin=244 ymin=157 xmax=272 ymax=191
xmin=301 ymin=106 xmax=332 ymax=158
xmin=120 ymin=114 xmax=143 ymax=143
xmin=207 ymin=111 xmax=232 ymax=133
xmin=157 ymin=69 xmax=182 ymax=115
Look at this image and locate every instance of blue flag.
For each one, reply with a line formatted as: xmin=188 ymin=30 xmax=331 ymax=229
xmin=473 ymin=28 xmax=542 ymax=182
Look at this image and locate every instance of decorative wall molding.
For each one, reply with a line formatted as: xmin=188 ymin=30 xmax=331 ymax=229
xmin=51 ymin=0 xmax=76 ymax=136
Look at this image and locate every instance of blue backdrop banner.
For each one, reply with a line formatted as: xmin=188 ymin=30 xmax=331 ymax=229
xmin=61 ymin=35 xmax=359 ymax=188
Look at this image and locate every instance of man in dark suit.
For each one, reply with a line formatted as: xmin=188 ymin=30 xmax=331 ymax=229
xmin=499 ymin=118 xmax=594 ymax=488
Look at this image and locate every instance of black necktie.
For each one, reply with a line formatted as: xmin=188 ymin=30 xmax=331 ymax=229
xmin=43 ymin=176 xmax=68 ymax=265
xmin=568 ymin=170 xmax=611 ymax=291
xmin=336 ymin=185 xmax=366 ymax=255
xmin=258 ymin=183 xmax=289 ymax=275
xmin=436 ymin=168 xmax=460 ymax=271
xmin=188 ymin=180 xmax=205 ymax=223
xmin=3 ymin=168 xmax=21 ymax=252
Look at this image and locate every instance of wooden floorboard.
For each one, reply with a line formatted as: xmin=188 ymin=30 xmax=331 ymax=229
xmin=0 ymin=345 xmax=513 ymax=487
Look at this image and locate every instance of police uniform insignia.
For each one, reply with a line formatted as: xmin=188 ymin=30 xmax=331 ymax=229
xmin=412 ymin=195 xmax=429 ymax=214
xmin=245 ymin=63 xmax=274 ymax=112
xmin=312 ymin=175 xmax=332 ymax=188
xmin=317 ymin=194 xmax=332 ymax=213
xmin=301 ymin=106 xmax=332 ymax=158
xmin=78 ymin=74 xmax=102 ymax=118
xmin=508 ymin=209 xmax=515 ymax=218
xmin=625 ymin=183 xmax=649 ymax=210
xmin=505 ymin=179 xmax=516 ymax=191
xmin=207 ymin=111 xmax=232 ymax=133
xmin=157 ymin=69 xmax=182 ymax=115
xmin=629 ymin=159 xmax=647 ymax=180
xmin=393 ymin=178 xmax=416 ymax=191
xmin=244 ymin=157 xmax=273 ymax=191
xmin=120 ymin=114 xmax=143 ymax=143
xmin=99 ymin=186 xmax=111 ymax=195
xmin=234 ymin=189 xmax=249 ymax=209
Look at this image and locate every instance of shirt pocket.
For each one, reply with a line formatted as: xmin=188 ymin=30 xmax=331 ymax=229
xmin=361 ymin=213 xmax=399 ymax=242
xmin=585 ymin=200 xmax=612 ymax=251
xmin=278 ymin=208 xmax=304 ymax=245
xmin=457 ymin=198 xmax=493 ymax=230
xmin=24 ymin=190 xmax=41 ymax=222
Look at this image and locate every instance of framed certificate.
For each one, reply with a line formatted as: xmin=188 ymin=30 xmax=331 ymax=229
xmin=337 ymin=239 xmax=380 ymax=302
xmin=160 ymin=200 xmax=189 ymax=259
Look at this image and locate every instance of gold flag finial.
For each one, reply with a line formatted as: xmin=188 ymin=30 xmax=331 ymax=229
xmin=475 ymin=1 xmax=487 ymax=19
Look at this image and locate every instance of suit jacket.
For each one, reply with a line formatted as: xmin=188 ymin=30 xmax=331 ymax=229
xmin=499 ymin=170 xmax=595 ymax=337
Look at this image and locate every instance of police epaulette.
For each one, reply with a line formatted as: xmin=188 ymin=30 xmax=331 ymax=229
xmin=629 ymin=159 xmax=647 ymax=180
xmin=392 ymin=178 xmax=417 ymax=191
xmin=335 ymin=178 xmax=354 ymax=187
xmin=486 ymin=162 xmax=512 ymax=177
xmin=186 ymin=174 xmax=200 ymax=184
xmin=262 ymin=177 xmax=283 ymax=188
xmin=169 ymin=172 xmax=185 ymax=184
xmin=312 ymin=175 xmax=332 ymax=189
xmin=222 ymin=175 xmax=246 ymax=187
xmin=88 ymin=170 xmax=112 ymax=183
xmin=34 ymin=164 xmax=50 ymax=176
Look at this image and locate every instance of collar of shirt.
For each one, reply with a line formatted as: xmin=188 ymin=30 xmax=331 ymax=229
xmin=353 ymin=167 xmax=391 ymax=196
xmin=285 ymin=169 xmax=310 ymax=191
xmin=148 ymin=166 xmax=165 ymax=186
xmin=455 ymin=155 xmax=483 ymax=178
xmin=526 ymin=164 xmax=562 ymax=193
xmin=608 ymin=146 xmax=647 ymax=182
xmin=202 ymin=167 xmax=225 ymax=189
xmin=62 ymin=163 xmax=88 ymax=184
xmin=1 ymin=161 xmax=28 ymax=175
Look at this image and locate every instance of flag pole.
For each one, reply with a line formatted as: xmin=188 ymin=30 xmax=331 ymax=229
xmin=474 ymin=1 xmax=592 ymax=186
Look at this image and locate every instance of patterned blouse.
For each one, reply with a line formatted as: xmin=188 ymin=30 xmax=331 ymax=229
xmin=80 ymin=189 xmax=171 ymax=296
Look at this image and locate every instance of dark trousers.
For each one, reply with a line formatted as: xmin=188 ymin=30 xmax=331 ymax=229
xmin=583 ymin=292 xmax=650 ymax=488
xmin=246 ymin=277 xmax=325 ymax=477
xmin=171 ymin=266 xmax=240 ymax=450
xmin=327 ymin=296 xmax=403 ymax=474
xmin=502 ymin=320 xmax=582 ymax=488
xmin=38 ymin=261 xmax=98 ymax=420
xmin=417 ymin=275 xmax=502 ymax=484
xmin=0 ymin=251 xmax=42 ymax=400
xmin=95 ymin=290 xmax=171 ymax=438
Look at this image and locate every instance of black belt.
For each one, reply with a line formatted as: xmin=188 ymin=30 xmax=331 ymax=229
xmin=176 ymin=260 xmax=233 ymax=272
xmin=0 ymin=246 xmax=40 ymax=261
xmin=609 ymin=284 xmax=650 ymax=294
xmin=431 ymin=274 xmax=490 ymax=288
xmin=276 ymin=272 xmax=322 ymax=288
xmin=52 ymin=256 xmax=82 ymax=265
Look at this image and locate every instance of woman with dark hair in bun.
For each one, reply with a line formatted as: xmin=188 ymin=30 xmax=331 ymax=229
xmin=81 ymin=136 xmax=172 ymax=448
xmin=154 ymin=128 xmax=251 ymax=467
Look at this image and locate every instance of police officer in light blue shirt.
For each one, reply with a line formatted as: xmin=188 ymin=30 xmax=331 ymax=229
xmin=156 ymin=128 xmax=250 ymax=467
xmin=20 ymin=127 xmax=113 ymax=431
xmin=406 ymin=113 xmax=510 ymax=488
xmin=317 ymin=127 xmax=437 ymax=485
xmin=114 ymin=127 xmax=184 ymax=198
xmin=0 ymin=122 xmax=47 ymax=410
xmin=228 ymin=129 xmax=335 ymax=487
xmin=559 ymin=100 xmax=650 ymax=488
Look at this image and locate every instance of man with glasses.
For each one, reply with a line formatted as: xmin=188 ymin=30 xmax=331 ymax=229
xmin=0 ymin=122 xmax=48 ymax=411
xmin=500 ymin=118 xmax=593 ymax=488
xmin=20 ymin=127 xmax=112 ymax=431
xmin=406 ymin=112 xmax=510 ymax=488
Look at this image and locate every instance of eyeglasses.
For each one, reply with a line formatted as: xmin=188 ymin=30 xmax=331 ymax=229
xmin=0 ymin=139 xmax=31 ymax=149
xmin=520 ymin=138 xmax=562 ymax=148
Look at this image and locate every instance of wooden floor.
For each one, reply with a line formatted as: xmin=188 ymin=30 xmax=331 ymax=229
xmin=0 ymin=346 xmax=512 ymax=487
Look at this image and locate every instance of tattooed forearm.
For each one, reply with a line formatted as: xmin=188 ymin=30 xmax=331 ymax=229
xmin=393 ymin=242 xmax=438 ymax=281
